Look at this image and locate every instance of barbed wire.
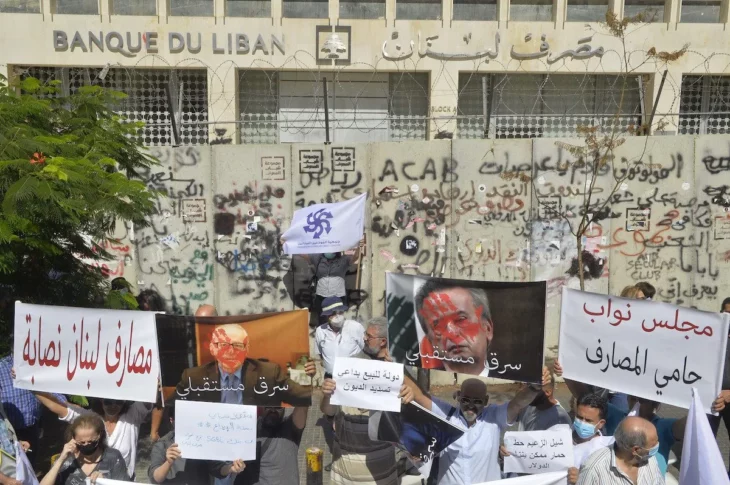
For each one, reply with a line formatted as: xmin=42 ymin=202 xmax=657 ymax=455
xmin=13 ymin=44 xmax=730 ymax=145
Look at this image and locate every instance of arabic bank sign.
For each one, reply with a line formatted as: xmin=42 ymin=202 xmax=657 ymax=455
xmin=53 ymin=30 xmax=285 ymax=56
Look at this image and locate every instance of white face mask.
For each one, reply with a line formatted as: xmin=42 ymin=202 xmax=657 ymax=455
xmin=330 ymin=314 xmax=345 ymax=327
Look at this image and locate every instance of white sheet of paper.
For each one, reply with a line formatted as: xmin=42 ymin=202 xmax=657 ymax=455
xmin=559 ymin=288 xmax=730 ymax=413
xmin=503 ymin=429 xmax=574 ymax=475
xmin=481 ymin=471 xmax=568 ymax=484
xmin=330 ymin=357 xmax=404 ymax=412
xmin=175 ymin=401 xmax=257 ymax=461
xmin=13 ymin=302 xmax=161 ymax=403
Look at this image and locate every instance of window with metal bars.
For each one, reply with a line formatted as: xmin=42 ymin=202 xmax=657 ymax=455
xmin=457 ymin=73 xmax=644 ymax=139
xmin=0 ymin=0 xmax=39 ymax=12
xmin=228 ymin=0 xmax=270 ymax=16
xmin=679 ymin=75 xmax=730 ymax=135
xmin=16 ymin=66 xmax=210 ymax=146
xmin=237 ymin=70 xmax=429 ymax=143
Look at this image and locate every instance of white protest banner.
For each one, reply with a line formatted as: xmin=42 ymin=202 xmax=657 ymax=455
xmin=330 ymin=357 xmax=404 ymax=412
xmin=481 ymin=471 xmax=568 ymax=484
xmin=678 ymin=388 xmax=730 ymax=485
xmin=558 ymin=288 xmax=730 ymax=413
xmin=175 ymin=401 xmax=257 ymax=461
xmin=503 ymin=429 xmax=574 ymax=475
xmin=13 ymin=302 xmax=161 ymax=403
xmin=282 ymin=193 xmax=366 ymax=254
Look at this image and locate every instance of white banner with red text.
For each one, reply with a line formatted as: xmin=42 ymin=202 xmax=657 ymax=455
xmin=558 ymin=288 xmax=729 ymax=413
xmin=13 ymin=302 xmax=161 ymax=403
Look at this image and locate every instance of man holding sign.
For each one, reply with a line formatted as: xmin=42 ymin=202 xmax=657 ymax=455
xmin=402 ymin=367 xmax=551 ymax=484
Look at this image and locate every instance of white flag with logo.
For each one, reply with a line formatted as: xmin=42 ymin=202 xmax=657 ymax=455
xmin=282 ymin=193 xmax=366 ymax=254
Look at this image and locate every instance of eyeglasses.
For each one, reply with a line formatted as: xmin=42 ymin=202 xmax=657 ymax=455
xmin=213 ymin=342 xmax=247 ymax=351
xmin=458 ymin=397 xmax=486 ymax=406
xmin=364 ymin=334 xmax=383 ymax=341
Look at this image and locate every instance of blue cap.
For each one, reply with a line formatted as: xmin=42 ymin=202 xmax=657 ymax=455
xmin=321 ymin=297 xmax=347 ymax=316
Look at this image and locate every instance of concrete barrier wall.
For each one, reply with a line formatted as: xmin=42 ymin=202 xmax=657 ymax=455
xmin=115 ymin=136 xmax=730 ymax=381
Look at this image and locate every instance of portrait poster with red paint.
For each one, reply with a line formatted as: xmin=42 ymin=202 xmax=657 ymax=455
xmin=386 ymin=273 xmax=547 ymax=384
xmin=559 ymin=287 xmax=730 ymax=413
xmin=13 ymin=302 xmax=161 ymax=403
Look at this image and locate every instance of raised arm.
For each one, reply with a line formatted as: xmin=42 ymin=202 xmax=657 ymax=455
xmin=507 ymin=366 xmax=550 ymax=423
xmin=402 ymin=374 xmax=432 ymax=411
xmin=320 ymin=379 xmax=338 ymax=417
xmin=554 ymin=360 xmax=592 ymax=401
xmin=34 ymin=391 xmax=71 ymax=419
xmin=292 ymin=360 xmax=317 ymax=430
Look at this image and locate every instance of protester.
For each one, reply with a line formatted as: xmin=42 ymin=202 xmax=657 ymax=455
xmin=321 ymin=376 xmax=413 ymax=485
xmin=0 ymin=352 xmax=67 ymax=465
xmin=403 ymin=367 xmax=551 ymax=484
xmin=222 ymin=361 xmax=316 ymax=485
xmin=137 ymin=289 xmax=167 ymax=312
xmin=0 ymin=403 xmax=32 ymax=485
xmin=709 ymin=300 xmax=730 ymax=475
xmin=40 ymin=413 xmax=129 ymax=485
xmin=362 ymin=317 xmax=390 ymax=360
xmin=564 ymin=393 xmax=614 ymax=484
xmin=723 ymin=297 xmax=730 ymax=314
xmin=635 ymin=282 xmax=656 ymax=301
xmin=515 ymin=373 xmax=571 ymax=431
xmin=33 ymin=393 xmax=152 ymax=479
xmin=620 ymin=285 xmax=646 ymax=300
xmin=319 ymin=317 xmax=413 ymax=485
xmin=576 ymin=416 xmax=664 ymax=485
xmin=305 ymin=244 xmax=363 ymax=326
xmin=555 ymin=361 xmax=687 ymax=475
xmin=414 ymin=280 xmax=495 ymax=376
xmin=149 ymin=400 xmax=221 ymax=485
xmin=315 ymin=297 xmax=365 ymax=377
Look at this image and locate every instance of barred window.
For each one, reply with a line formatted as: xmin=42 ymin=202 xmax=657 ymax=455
xmin=0 ymin=0 xmax=40 ymax=12
xmin=170 ymin=0 xmax=213 ymax=16
xmin=397 ymin=0 xmax=442 ymax=19
xmin=510 ymin=0 xmax=553 ymax=21
xmin=457 ymin=72 xmax=644 ymax=139
xmin=679 ymin=75 xmax=730 ymax=135
xmin=112 ymin=0 xmax=157 ymax=15
xmin=453 ymin=0 xmax=497 ymax=20
xmin=623 ymin=0 xmax=665 ymax=21
xmin=16 ymin=66 xmax=209 ymax=146
xmin=340 ymin=0 xmax=385 ymax=19
xmin=228 ymin=0 xmax=270 ymax=17
xmin=283 ymin=0 xmax=327 ymax=18
xmin=566 ymin=0 xmax=608 ymax=21
xmin=238 ymin=70 xmax=429 ymax=143
xmin=56 ymin=0 xmax=98 ymax=14
xmin=680 ymin=0 xmax=721 ymax=22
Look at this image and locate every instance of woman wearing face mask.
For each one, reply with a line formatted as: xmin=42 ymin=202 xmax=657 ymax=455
xmin=34 ymin=392 xmax=152 ymax=479
xmin=304 ymin=238 xmax=365 ymax=326
xmin=40 ymin=413 xmax=129 ymax=485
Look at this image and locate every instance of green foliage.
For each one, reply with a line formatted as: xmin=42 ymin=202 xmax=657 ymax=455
xmin=0 ymin=74 xmax=157 ymax=354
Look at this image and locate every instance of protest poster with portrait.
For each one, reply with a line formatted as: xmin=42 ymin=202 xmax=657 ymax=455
xmin=559 ymin=287 xmax=730 ymax=413
xmin=13 ymin=302 xmax=161 ymax=403
xmin=158 ymin=309 xmax=313 ymax=407
xmin=386 ymin=273 xmax=546 ymax=383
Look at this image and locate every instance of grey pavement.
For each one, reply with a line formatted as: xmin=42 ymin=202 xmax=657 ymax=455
xmin=132 ymin=384 xmax=730 ymax=483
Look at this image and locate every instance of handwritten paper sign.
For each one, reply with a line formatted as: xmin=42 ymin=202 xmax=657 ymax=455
xmin=503 ymin=429 xmax=574 ymax=474
xmin=13 ymin=302 xmax=161 ymax=403
xmin=330 ymin=357 xmax=404 ymax=412
xmin=559 ymin=288 xmax=730 ymax=413
xmin=175 ymin=401 xmax=257 ymax=461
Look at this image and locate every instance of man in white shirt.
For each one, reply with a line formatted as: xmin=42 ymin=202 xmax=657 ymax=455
xmin=314 ymin=297 xmax=365 ymax=377
xmin=405 ymin=367 xmax=551 ymax=484
xmin=567 ymin=392 xmax=614 ymax=484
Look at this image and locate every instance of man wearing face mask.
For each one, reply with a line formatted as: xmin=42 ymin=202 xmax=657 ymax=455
xmin=563 ymin=393 xmax=614 ymax=484
xmin=315 ymin=297 xmax=365 ymax=378
xmin=577 ymin=416 xmax=664 ymax=485
xmin=405 ymin=367 xmax=552 ymax=484
xmin=175 ymin=323 xmax=311 ymax=407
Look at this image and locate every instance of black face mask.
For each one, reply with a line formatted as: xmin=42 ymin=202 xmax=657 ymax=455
xmin=77 ymin=441 xmax=99 ymax=456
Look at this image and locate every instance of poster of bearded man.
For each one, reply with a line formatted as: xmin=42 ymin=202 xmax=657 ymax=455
xmin=386 ymin=273 xmax=546 ymax=383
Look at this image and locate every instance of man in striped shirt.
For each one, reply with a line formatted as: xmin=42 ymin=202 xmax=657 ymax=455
xmin=577 ymin=416 xmax=664 ymax=485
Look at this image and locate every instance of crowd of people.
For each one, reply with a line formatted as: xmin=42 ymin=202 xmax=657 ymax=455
xmin=1 ymin=276 xmax=730 ymax=485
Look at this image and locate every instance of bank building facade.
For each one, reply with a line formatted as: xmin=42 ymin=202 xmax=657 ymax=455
xmin=1 ymin=0 xmax=729 ymax=146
